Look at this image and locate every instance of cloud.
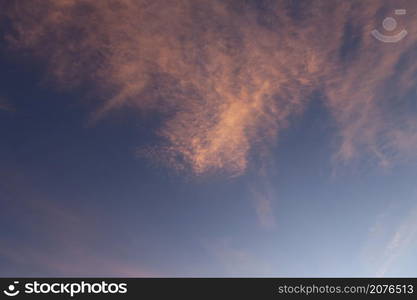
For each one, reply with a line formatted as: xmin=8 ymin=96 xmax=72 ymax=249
xmin=3 ymin=0 xmax=417 ymax=175
xmin=0 ymin=169 xmax=152 ymax=276
xmin=250 ymin=164 xmax=277 ymax=228
xmin=376 ymin=204 xmax=417 ymax=276
xmin=252 ymin=189 xmax=276 ymax=229
xmin=0 ymin=244 xmax=149 ymax=277
xmin=201 ymin=237 xmax=273 ymax=276
xmin=362 ymin=199 xmax=417 ymax=277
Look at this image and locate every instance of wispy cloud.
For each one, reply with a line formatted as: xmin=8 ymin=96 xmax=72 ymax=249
xmin=252 ymin=189 xmax=276 ymax=229
xmin=362 ymin=199 xmax=417 ymax=277
xmin=3 ymin=0 xmax=417 ymax=176
xmin=201 ymin=237 xmax=273 ymax=276
xmin=0 ymin=170 xmax=152 ymax=276
xmin=250 ymin=165 xmax=277 ymax=229
xmin=375 ymin=204 xmax=417 ymax=276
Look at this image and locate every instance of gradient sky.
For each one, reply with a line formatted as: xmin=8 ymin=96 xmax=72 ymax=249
xmin=1 ymin=0 xmax=417 ymax=277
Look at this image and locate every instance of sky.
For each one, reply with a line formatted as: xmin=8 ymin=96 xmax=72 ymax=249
xmin=1 ymin=0 xmax=417 ymax=277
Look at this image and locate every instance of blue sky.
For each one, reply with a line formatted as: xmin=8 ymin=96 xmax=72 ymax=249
xmin=1 ymin=0 xmax=417 ymax=277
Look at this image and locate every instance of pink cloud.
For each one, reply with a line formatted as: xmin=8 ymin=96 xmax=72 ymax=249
xmin=5 ymin=0 xmax=417 ymax=176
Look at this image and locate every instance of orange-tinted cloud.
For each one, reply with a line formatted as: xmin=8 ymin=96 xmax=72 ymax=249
xmin=4 ymin=0 xmax=417 ymax=175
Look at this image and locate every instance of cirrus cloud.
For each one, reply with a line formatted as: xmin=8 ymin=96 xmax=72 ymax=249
xmin=3 ymin=0 xmax=417 ymax=175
